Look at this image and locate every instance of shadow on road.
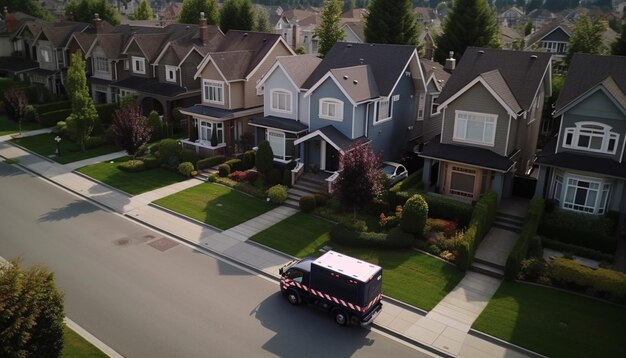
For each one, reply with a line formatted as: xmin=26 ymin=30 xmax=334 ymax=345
xmin=38 ymin=200 xmax=99 ymax=222
xmin=251 ymin=292 xmax=376 ymax=357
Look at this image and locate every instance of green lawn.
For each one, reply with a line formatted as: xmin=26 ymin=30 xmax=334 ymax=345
xmin=472 ymin=281 xmax=626 ymax=358
xmin=250 ymin=212 xmax=464 ymax=311
xmin=77 ymin=157 xmax=186 ymax=195
xmin=63 ymin=326 xmax=108 ymax=358
xmin=0 ymin=115 xmax=41 ymax=136
xmin=12 ymin=133 xmax=120 ymax=164
xmin=154 ymin=183 xmax=276 ymax=230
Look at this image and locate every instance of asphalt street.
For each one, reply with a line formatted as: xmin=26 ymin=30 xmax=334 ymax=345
xmin=0 ymin=163 xmax=432 ymax=358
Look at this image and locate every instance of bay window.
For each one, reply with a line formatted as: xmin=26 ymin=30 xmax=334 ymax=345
xmin=266 ymin=130 xmax=295 ymax=161
xmin=199 ymin=121 xmax=224 ymax=146
xmin=552 ymin=172 xmax=612 ymax=215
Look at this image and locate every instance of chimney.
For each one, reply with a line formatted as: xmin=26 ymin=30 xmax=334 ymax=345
xmin=5 ymin=7 xmax=16 ymax=33
xmin=444 ymin=51 xmax=456 ymax=72
xmin=93 ymin=13 xmax=103 ymax=33
xmin=291 ymin=17 xmax=300 ymax=49
xmin=199 ymin=12 xmax=208 ymax=46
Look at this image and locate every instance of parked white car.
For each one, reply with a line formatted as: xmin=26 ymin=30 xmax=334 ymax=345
xmin=381 ymin=162 xmax=408 ymax=186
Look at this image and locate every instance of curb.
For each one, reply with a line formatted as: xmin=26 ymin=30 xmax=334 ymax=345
xmin=468 ymin=329 xmax=549 ymax=358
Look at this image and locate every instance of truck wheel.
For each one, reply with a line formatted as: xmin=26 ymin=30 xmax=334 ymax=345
xmin=286 ymin=290 xmax=301 ymax=305
xmin=333 ymin=309 xmax=349 ymax=326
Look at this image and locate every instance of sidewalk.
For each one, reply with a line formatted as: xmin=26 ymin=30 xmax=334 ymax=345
xmin=0 ymin=133 xmax=541 ymax=358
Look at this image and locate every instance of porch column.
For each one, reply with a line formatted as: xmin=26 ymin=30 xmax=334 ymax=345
xmin=422 ymin=158 xmax=431 ymax=192
xmin=492 ymin=172 xmax=504 ymax=202
xmin=534 ymin=166 xmax=547 ymax=198
xmin=320 ymin=140 xmax=326 ymax=170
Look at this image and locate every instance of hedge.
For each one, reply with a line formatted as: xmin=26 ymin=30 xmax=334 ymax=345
xmin=224 ymin=158 xmax=242 ymax=172
xmin=548 ymin=257 xmax=626 ymax=304
xmin=388 ymin=168 xmax=423 ymax=207
xmin=196 ymin=155 xmax=226 ymax=170
xmin=329 ymin=225 xmax=414 ymax=249
xmin=299 ymin=195 xmax=316 ymax=213
xmin=455 ymin=191 xmax=498 ymax=270
xmin=539 ymin=210 xmax=616 ymax=254
xmin=95 ymin=103 xmax=118 ymax=126
xmin=34 ymin=100 xmax=72 ymax=114
xmin=542 ymin=238 xmax=615 ymax=263
xmin=39 ymin=108 xmax=72 ymax=127
xmin=505 ymin=198 xmax=545 ymax=280
xmin=423 ymin=193 xmax=473 ymax=227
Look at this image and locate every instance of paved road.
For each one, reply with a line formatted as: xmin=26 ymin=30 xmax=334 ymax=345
xmin=0 ymin=163 xmax=432 ymax=358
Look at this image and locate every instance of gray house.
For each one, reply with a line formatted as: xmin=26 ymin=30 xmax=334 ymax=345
xmin=419 ymin=48 xmax=552 ymax=201
xmin=534 ymin=54 xmax=626 ymax=215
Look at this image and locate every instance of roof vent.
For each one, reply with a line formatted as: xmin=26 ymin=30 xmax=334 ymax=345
xmin=347 ymin=43 xmax=352 ymax=47
xmin=530 ymin=54 xmax=538 ymax=59
xmin=353 ymin=80 xmax=358 ymax=85
xmin=343 ymin=75 xmax=348 ymax=80
xmin=185 ymin=26 xmax=189 ymax=29
xmin=478 ymin=50 xmax=485 ymax=54
xmin=243 ymin=33 xmax=248 ymax=36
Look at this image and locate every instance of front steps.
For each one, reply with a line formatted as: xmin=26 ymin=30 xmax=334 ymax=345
xmin=285 ymin=174 xmax=327 ymax=208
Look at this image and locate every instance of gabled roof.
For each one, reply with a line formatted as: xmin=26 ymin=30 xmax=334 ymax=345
xmin=122 ymin=23 xmax=200 ymax=62
xmin=420 ymin=59 xmax=450 ymax=91
xmin=276 ymin=54 xmax=322 ymax=88
xmin=37 ymin=22 xmax=91 ymax=48
xmin=554 ymin=53 xmax=626 ymax=115
xmin=302 ymin=42 xmax=420 ymax=97
xmin=329 ymin=65 xmax=379 ymax=103
xmin=154 ymin=25 xmax=224 ymax=66
xmin=294 ymin=125 xmax=368 ymax=153
xmin=341 ymin=22 xmax=364 ymax=43
xmin=70 ymin=32 xmax=96 ymax=53
xmin=437 ymin=47 xmax=551 ymax=113
xmin=526 ymin=18 xmax=572 ymax=47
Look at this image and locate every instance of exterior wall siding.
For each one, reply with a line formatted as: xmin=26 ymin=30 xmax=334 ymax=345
xmin=298 ymin=93 xmax=310 ymax=125
xmin=543 ymin=28 xmax=569 ymax=42
xmin=353 ymin=104 xmax=366 ymax=138
xmin=125 ymin=42 xmax=150 ymax=78
xmin=244 ymin=43 xmax=293 ymax=108
xmin=229 ymin=81 xmax=245 ymax=109
xmin=309 ymin=77 xmax=354 ymax=135
xmin=422 ymin=81 xmax=442 ymax=142
xmin=37 ymin=40 xmax=56 ymax=70
xmin=557 ymin=114 xmax=626 ymax=162
xmin=441 ymin=83 xmax=510 ymax=156
xmin=263 ymin=66 xmax=298 ymax=120
xmin=200 ymin=62 xmax=230 ymax=109
xmin=181 ymin=52 xmax=202 ymax=90
xmin=568 ymin=90 xmax=625 ymax=121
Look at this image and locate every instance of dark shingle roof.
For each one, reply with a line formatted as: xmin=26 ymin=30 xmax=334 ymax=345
xmin=181 ymin=104 xmax=262 ymax=119
xmin=111 ymin=76 xmax=188 ymax=97
xmin=302 ymin=42 xmax=417 ymax=96
xmin=249 ymin=116 xmax=308 ymax=133
xmin=437 ymin=47 xmax=551 ymax=111
xmin=420 ymin=135 xmax=515 ymax=172
xmin=39 ymin=22 xmax=90 ymax=48
xmin=420 ymin=58 xmax=450 ymax=89
xmin=212 ymin=31 xmax=285 ymax=79
xmin=554 ymin=53 xmax=626 ymax=114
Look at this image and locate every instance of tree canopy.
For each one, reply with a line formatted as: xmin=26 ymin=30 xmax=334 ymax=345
xmin=0 ymin=259 xmax=65 ymax=357
xmin=253 ymin=6 xmax=272 ymax=33
xmin=434 ymin=0 xmax=500 ymax=63
xmin=65 ymin=0 xmax=120 ymax=26
xmin=365 ymin=0 xmax=421 ymax=46
xmin=112 ymin=104 xmax=152 ymax=156
xmin=66 ymin=52 xmax=98 ymax=152
xmin=316 ymin=0 xmax=344 ymax=57
xmin=611 ymin=19 xmax=626 ymax=56
xmin=179 ymin=0 xmax=219 ymax=25
xmin=566 ymin=15 xmax=608 ymax=66
xmin=133 ymin=0 xmax=154 ymax=21
xmin=0 ymin=0 xmax=50 ymax=20
xmin=220 ymin=0 xmax=254 ymax=33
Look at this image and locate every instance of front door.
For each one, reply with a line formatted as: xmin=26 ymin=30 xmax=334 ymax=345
xmin=325 ymin=145 xmax=339 ymax=172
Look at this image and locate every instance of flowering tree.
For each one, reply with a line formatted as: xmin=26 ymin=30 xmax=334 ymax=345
xmin=111 ymin=104 xmax=152 ymax=156
xmin=333 ymin=142 xmax=383 ymax=218
xmin=3 ymin=87 xmax=28 ymax=133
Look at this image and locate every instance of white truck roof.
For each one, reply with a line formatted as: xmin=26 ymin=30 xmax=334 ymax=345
xmin=313 ymin=251 xmax=382 ymax=283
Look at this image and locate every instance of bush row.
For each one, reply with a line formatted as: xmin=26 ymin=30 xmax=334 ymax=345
xmin=542 ymin=238 xmax=615 ymax=263
xmin=505 ymin=198 xmax=545 ymax=280
xmin=455 ymin=191 xmax=498 ymax=270
xmin=423 ymin=193 xmax=473 ymax=227
xmin=34 ymin=100 xmax=72 ymax=114
xmin=539 ymin=210 xmax=616 ymax=254
xmin=549 ymin=257 xmax=626 ymax=304
xmin=196 ymin=155 xmax=226 ymax=170
xmin=329 ymin=225 xmax=415 ymax=249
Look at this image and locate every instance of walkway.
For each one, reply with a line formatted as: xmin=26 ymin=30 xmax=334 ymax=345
xmin=0 ymin=131 xmax=542 ymax=358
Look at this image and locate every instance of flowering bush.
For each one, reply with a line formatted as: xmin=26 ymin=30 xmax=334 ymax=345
xmin=229 ymin=170 xmax=247 ymax=182
xmin=425 ymin=218 xmax=459 ymax=237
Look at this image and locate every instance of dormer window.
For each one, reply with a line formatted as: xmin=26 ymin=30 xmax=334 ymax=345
xmin=132 ymin=56 xmax=146 ymax=74
xmin=563 ymin=122 xmax=619 ymax=155
xmin=165 ymin=65 xmax=176 ymax=83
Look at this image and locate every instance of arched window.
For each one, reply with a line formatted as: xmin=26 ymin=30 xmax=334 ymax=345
xmin=563 ymin=122 xmax=619 ymax=155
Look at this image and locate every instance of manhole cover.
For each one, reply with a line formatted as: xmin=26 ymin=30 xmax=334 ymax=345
xmin=148 ymin=237 xmax=179 ymax=252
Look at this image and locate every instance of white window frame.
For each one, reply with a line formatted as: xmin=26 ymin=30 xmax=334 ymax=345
xmin=40 ymin=47 xmax=51 ymax=63
xmin=449 ymin=166 xmax=477 ymax=198
xmin=319 ymin=98 xmax=343 ymax=121
xmin=132 ymin=56 xmax=146 ymax=74
xmin=270 ymin=89 xmax=292 ymax=113
xmin=375 ymin=97 xmax=392 ymax=124
xmin=198 ymin=120 xmax=225 ymax=147
xmin=557 ymin=174 xmax=611 ymax=215
xmin=563 ymin=122 xmax=619 ymax=155
xmin=203 ymin=80 xmax=224 ymax=105
xmin=430 ymin=93 xmax=439 ymax=115
xmin=417 ymin=93 xmax=425 ymax=121
xmin=124 ymin=59 xmax=129 ymax=70
xmin=453 ymin=110 xmax=497 ymax=146
xmin=165 ymin=65 xmax=177 ymax=83
xmin=93 ymin=56 xmax=110 ymax=74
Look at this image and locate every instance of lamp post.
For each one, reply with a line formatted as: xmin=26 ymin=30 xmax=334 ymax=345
xmin=54 ymin=136 xmax=61 ymax=158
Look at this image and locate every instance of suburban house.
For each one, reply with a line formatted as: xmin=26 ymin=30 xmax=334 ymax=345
xmin=180 ymin=30 xmax=295 ymax=157
xmin=419 ymin=48 xmax=552 ymax=201
xmin=497 ymin=6 xmax=524 ymax=27
xmin=255 ymin=42 xmax=426 ymax=179
xmin=534 ymin=54 xmax=626 ymax=215
xmin=0 ymin=10 xmax=39 ymax=79
xmin=341 ymin=22 xmax=364 ymax=44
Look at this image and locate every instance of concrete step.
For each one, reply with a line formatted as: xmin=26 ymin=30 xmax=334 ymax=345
xmin=283 ymin=199 xmax=299 ymax=209
xmin=293 ymin=180 xmax=325 ymax=192
xmin=470 ymin=261 xmax=504 ymax=279
xmin=496 ymin=212 xmax=525 ymax=222
xmin=492 ymin=221 xmax=522 ymax=233
xmin=495 ymin=214 xmax=524 ymax=227
xmin=473 ymin=257 xmax=505 ymax=271
xmin=299 ymin=175 xmax=327 ymax=187
xmin=288 ymin=187 xmax=317 ymax=198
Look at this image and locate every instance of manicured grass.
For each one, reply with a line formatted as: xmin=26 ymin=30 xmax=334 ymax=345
xmin=77 ymin=157 xmax=186 ymax=195
xmin=154 ymin=183 xmax=276 ymax=230
xmin=0 ymin=115 xmax=41 ymax=135
xmin=472 ymin=281 xmax=626 ymax=358
xmin=12 ymin=133 xmax=120 ymax=164
xmin=63 ymin=326 xmax=108 ymax=358
xmin=250 ymin=212 xmax=464 ymax=311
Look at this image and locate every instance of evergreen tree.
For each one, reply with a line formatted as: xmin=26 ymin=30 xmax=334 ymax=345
xmin=253 ymin=6 xmax=272 ymax=32
xmin=566 ymin=15 xmax=608 ymax=66
xmin=179 ymin=0 xmax=219 ymax=25
xmin=65 ymin=0 xmax=120 ymax=26
xmin=66 ymin=52 xmax=98 ymax=152
xmin=255 ymin=140 xmax=273 ymax=174
xmin=365 ymin=0 xmax=421 ymax=46
xmin=133 ymin=0 xmax=154 ymax=20
xmin=0 ymin=259 xmax=64 ymax=357
xmin=434 ymin=0 xmax=500 ymax=63
xmin=220 ymin=0 xmax=253 ymax=33
xmin=316 ymin=0 xmax=344 ymax=57
xmin=611 ymin=19 xmax=626 ymax=56
xmin=0 ymin=0 xmax=51 ymax=20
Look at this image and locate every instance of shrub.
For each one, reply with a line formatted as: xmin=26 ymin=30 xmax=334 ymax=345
xmin=455 ymin=191 xmax=498 ymax=270
xmin=314 ymin=192 xmax=329 ymax=207
xmin=329 ymin=225 xmax=414 ymax=249
xmin=229 ymin=170 xmax=247 ymax=182
xmin=518 ymin=257 xmax=550 ymax=282
xmin=267 ymin=184 xmax=288 ymax=204
xmin=548 ymin=257 xmax=626 ymax=303
xmin=39 ymin=108 xmax=72 ymax=127
xmin=218 ymin=163 xmax=230 ymax=177
xmin=505 ymin=198 xmax=545 ymax=280
xmin=118 ymin=159 xmax=146 ymax=172
xmin=255 ymin=140 xmax=273 ymax=173
xmin=241 ymin=150 xmax=256 ymax=170
xmin=156 ymin=138 xmax=182 ymax=161
xmin=142 ymin=155 xmax=161 ymax=169
xmin=207 ymin=174 xmax=217 ymax=182
xmin=267 ymin=168 xmax=282 ymax=186
xmin=424 ymin=193 xmax=473 ymax=227
xmin=338 ymin=217 xmax=368 ymax=232
xmin=196 ymin=155 xmax=226 ymax=170
xmin=147 ymin=110 xmax=163 ymax=140
xmin=34 ymin=100 xmax=72 ymax=114
xmin=24 ymin=105 xmax=38 ymax=123
xmin=379 ymin=214 xmax=400 ymax=230
xmin=542 ymin=238 xmax=615 ymax=263
xmin=539 ymin=210 xmax=616 ymax=253
xmin=180 ymin=148 xmax=198 ymax=164
xmin=245 ymin=169 xmax=259 ymax=185
xmin=225 ymin=158 xmax=243 ymax=172
xmin=95 ymin=102 xmax=119 ymax=126
xmin=85 ymin=136 xmax=104 ymax=149
xmin=400 ymin=194 xmax=428 ymax=235
xmin=424 ymin=218 xmax=458 ymax=237
xmin=178 ymin=162 xmax=194 ymax=177
xmin=299 ymin=195 xmax=316 ymax=213
xmin=388 ymin=168 xmax=423 ymax=207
